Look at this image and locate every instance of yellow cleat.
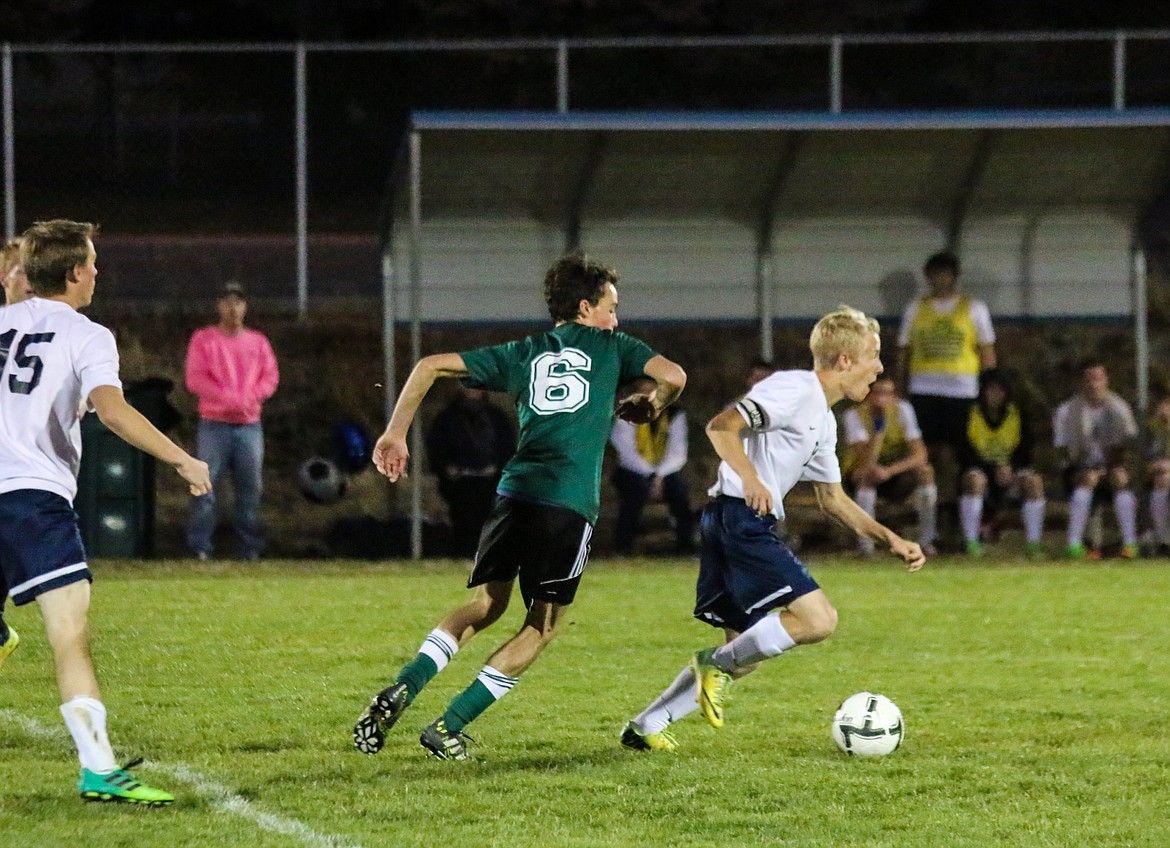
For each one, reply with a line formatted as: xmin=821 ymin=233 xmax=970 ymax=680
xmin=0 ymin=626 xmax=18 ymax=671
xmin=692 ymin=647 xmax=732 ymax=729
xmin=620 ymin=723 xmax=678 ymax=752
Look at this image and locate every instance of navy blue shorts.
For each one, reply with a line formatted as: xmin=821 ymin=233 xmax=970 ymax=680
xmin=694 ymin=496 xmax=820 ymax=633
xmin=0 ymin=490 xmax=91 ymax=606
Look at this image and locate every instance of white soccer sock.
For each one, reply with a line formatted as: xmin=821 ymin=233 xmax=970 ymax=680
xmin=60 ymin=697 xmax=117 ymax=774
xmin=855 ymin=487 xmax=877 ymax=553
xmin=419 ymin=628 xmax=459 ymax=672
xmin=915 ymin=483 xmax=938 ymax=545
xmin=1151 ymin=488 xmax=1170 ymax=545
xmin=476 ymin=665 xmax=518 ymax=699
xmin=1067 ymin=487 xmax=1093 ymax=546
xmin=1114 ymin=490 xmax=1138 ymax=546
xmin=631 ymin=666 xmax=700 ymax=735
xmin=1022 ymin=498 xmax=1046 ymax=543
xmin=711 ymin=613 xmax=796 ymax=672
xmin=959 ymin=495 xmax=983 ymax=543
xmin=855 ymin=486 xmax=877 ymax=518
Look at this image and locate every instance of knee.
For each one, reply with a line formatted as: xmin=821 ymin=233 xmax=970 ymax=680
xmin=917 ymin=464 xmax=935 ymax=486
xmin=1020 ymin=471 xmax=1044 ymax=500
xmin=962 ymin=469 xmax=986 ymax=497
xmin=1109 ymin=467 xmax=1131 ymax=490
xmin=795 ymin=604 xmax=838 ymax=644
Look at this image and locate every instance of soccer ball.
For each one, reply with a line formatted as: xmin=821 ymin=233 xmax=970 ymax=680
xmin=831 ymin=692 xmax=904 ymax=756
xmin=297 ymin=456 xmax=347 ymax=504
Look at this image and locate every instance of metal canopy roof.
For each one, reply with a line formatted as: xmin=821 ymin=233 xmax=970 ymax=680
xmin=399 ymin=108 xmax=1170 ymax=232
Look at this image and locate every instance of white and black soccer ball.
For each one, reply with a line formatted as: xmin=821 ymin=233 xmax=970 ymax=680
xmin=831 ymin=692 xmax=904 ymax=756
xmin=297 ymin=456 xmax=347 ymax=505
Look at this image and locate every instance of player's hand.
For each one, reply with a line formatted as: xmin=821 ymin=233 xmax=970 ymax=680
xmin=177 ymin=456 xmax=212 ymax=496
xmin=373 ymin=432 xmax=410 ymax=482
xmin=616 ymin=392 xmax=659 ymax=424
xmin=890 ymin=536 xmax=925 ymax=572
xmin=741 ymin=474 xmax=774 ymax=517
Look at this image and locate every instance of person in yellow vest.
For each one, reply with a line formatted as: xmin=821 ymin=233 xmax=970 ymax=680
xmin=841 ymin=377 xmax=938 ymax=556
xmin=896 ymin=251 xmax=997 ymax=471
xmin=610 ymin=378 xmax=694 ymax=554
xmin=1145 ymin=393 xmax=1170 ymax=556
xmin=958 ymin=369 xmax=1046 ymax=558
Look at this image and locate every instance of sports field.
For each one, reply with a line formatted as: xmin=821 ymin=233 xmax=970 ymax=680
xmin=1 ymin=557 xmax=1167 ymax=848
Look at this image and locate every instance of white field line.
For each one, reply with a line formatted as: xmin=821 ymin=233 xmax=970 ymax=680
xmin=0 ymin=709 xmax=364 ymax=848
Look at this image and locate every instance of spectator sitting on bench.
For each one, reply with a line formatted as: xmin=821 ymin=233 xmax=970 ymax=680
xmin=841 ymin=377 xmax=938 ymax=557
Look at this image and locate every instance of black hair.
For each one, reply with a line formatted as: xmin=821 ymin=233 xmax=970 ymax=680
xmin=923 ymin=251 xmax=960 ymax=276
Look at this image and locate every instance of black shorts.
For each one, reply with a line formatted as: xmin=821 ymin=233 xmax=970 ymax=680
xmin=469 ymin=495 xmax=594 ymax=608
xmin=909 ymin=394 xmax=972 ymax=452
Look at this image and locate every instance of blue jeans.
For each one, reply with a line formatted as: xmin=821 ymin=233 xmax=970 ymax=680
xmin=186 ymin=420 xmax=265 ymax=558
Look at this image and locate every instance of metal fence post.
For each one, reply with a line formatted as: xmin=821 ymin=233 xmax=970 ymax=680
xmin=2 ymin=44 xmax=14 ymax=240
xmin=295 ymin=41 xmax=309 ymax=318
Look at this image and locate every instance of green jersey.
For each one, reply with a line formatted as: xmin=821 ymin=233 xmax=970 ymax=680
xmin=460 ymin=322 xmax=656 ymax=523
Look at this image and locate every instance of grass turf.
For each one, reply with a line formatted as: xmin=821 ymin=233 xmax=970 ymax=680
xmin=1 ymin=557 xmax=1168 ymax=848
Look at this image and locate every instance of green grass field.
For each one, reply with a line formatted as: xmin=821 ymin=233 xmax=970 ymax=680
xmin=2 ymin=557 xmax=1169 ymax=848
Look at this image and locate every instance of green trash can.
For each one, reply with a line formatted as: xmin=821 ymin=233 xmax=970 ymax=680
xmin=75 ymin=379 xmax=177 ymax=559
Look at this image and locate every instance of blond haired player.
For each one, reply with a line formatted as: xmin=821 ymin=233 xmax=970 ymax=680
xmin=622 ymin=306 xmax=925 ymax=751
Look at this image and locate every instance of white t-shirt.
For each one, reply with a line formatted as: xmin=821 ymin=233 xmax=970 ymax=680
xmin=708 ymin=370 xmax=841 ymax=520
xmin=0 ymin=298 xmax=122 ymax=502
xmin=1052 ymin=400 xmax=1110 ymax=467
xmin=843 ymin=399 xmax=923 ymax=446
xmin=896 ymin=294 xmax=996 ymax=399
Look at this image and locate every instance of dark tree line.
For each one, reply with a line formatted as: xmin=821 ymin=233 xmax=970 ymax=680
xmin=3 ymin=1 xmax=1170 ymax=43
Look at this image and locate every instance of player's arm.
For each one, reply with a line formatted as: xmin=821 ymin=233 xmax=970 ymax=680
xmin=374 ymin=352 xmax=468 ymax=482
xmin=644 ymin=355 xmax=686 ymax=414
xmin=882 ymin=436 xmax=928 ymax=478
xmin=706 ymin=405 xmax=772 ymax=516
xmin=978 ymin=342 xmax=997 ymax=371
xmin=89 ymin=385 xmax=211 ymax=496
xmin=810 ymin=480 xmax=925 ymax=571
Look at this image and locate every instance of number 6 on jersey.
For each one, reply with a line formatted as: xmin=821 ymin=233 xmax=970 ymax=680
xmin=529 ymin=349 xmax=592 ymax=415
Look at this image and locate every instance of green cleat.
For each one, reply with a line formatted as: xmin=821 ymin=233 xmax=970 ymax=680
xmin=1024 ymin=541 xmax=1045 ymax=560
xmin=620 ymin=723 xmax=678 ymax=752
xmin=353 ymin=682 xmax=409 ymax=755
xmin=1120 ymin=543 xmax=1140 ymax=560
xmin=419 ymin=719 xmax=470 ymax=761
xmin=691 ymin=647 xmax=732 ymax=729
xmin=1065 ymin=542 xmax=1087 ymax=560
xmin=79 ymin=760 xmax=174 ymax=806
xmin=0 ymin=625 xmax=18 ymax=671
xmin=965 ymin=539 xmax=985 ymax=558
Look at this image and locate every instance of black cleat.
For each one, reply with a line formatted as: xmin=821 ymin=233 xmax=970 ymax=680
xmin=353 ymin=683 xmax=409 ymax=755
xmin=419 ymin=719 xmax=470 ymax=761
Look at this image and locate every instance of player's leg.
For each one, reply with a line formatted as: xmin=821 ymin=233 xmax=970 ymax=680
xmin=959 ymin=467 xmax=988 ymax=555
xmin=851 ymin=471 xmax=878 ymax=556
xmin=353 ymin=579 xmax=512 ymax=754
xmin=421 ymin=599 xmax=567 ymax=760
xmin=692 ymin=499 xmax=828 ymax=728
xmin=612 ymin=467 xmax=652 ymax=555
xmin=662 ymin=471 xmax=696 ymax=552
xmin=186 ymin=420 xmax=229 ymax=559
xmin=1110 ymin=466 xmax=1139 ymax=557
xmin=625 ymin=501 xmax=727 ymax=749
xmin=913 ymin=464 xmax=939 ymax=555
xmin=1018 ymin=469 xmax=1047 ymax=557
xmin=38 ymin=582 xmax=174 ymax=805
xmin=1149 ymin=463 xmax=1170 ymax=553
xmin=1066 ymin=466 xmax=1099 ymax=558
xmin=229 ymin=422 xmax=265 ymax=560
xmin=0 ymin=576 xmax=16 ymax=670
xmin=420 ymin=501 xmax=590 ymax=759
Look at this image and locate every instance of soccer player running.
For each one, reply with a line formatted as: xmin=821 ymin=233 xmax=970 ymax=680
xmin=353 ymin=251 xmax=686 ymax=760
xmin=0 ymin=221 xmax=211 ymax=804
xmin=621 ymin=306 xmax=924 ymax=752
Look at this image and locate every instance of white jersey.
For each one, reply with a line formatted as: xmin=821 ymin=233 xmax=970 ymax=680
xmin=709 ymin=369 xmax=841 ymax=520
xmin=0 ymin=298 xmax=121 ymax=503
